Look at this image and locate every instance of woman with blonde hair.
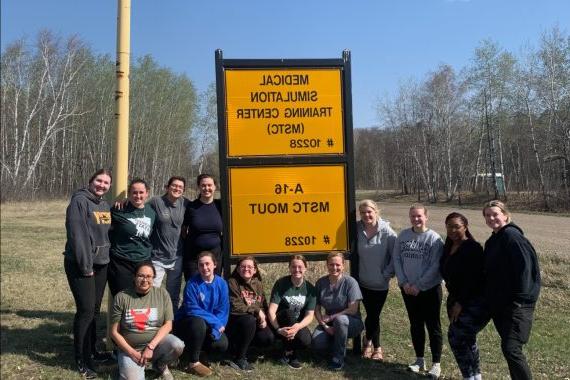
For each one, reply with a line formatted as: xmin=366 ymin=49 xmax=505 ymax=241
xmin=312 ymin=252 xmax=364 ymax=371
xmin=482 ymin=200 xmax=540 ymax=380
xmin=354 ymin=200 xmax=397 ymax=361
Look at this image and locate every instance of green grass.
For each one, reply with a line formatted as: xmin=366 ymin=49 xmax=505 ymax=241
xmin=1 ymin=200 xmax=568 ymax=379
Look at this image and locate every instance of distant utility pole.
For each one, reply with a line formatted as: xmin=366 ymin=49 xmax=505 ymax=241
xmin=484 ymin=89 xmax=499 ymax=200
xmin=114 ymin=0 xmax=130 ymax=199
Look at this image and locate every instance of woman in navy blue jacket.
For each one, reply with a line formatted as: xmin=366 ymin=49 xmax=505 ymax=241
xmin=482 ymin=200 xmax=540 ymax=380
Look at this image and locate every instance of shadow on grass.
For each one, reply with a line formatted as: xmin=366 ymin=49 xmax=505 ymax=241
xmin=0 ymin=309 xmax=116 ymax=378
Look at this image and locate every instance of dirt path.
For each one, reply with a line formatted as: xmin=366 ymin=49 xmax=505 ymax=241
xmin=376 ymin=203 xmax=570 ymax=258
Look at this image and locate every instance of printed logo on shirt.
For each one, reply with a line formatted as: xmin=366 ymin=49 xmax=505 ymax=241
xmin=125 ymin=307 xmax=159 ymax=332
xmin=241 ymin=290 xmax=262 ymax=306
xmin=199 ymin=291 xmax=206 ymax=302
xmin=127 ymin=216 xmax=152 ymax=238
xmin=400 ymin=240 xmax=428 ymax=259
xmin=284 ymin=295 xmax=306 ymax=314
xmin=93 ymin=211 xmax=111 ymax=224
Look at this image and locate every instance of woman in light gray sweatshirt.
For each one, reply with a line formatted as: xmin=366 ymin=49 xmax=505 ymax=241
xmin=354 ymin=199 xmax=397 ymax=361
xmin=393 ymin=203 xmax=444 ymax=379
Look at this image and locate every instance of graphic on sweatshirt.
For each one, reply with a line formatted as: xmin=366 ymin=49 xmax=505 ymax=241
xmin=124 ymin=308 xmax=158 ymax=332
xmin=93 ymin=211 xmax=111 ymax=224
xmin=241 ymin=290 xmax=262 ymax=306
xmin=128 ymin=216 xmax=152 ymax=238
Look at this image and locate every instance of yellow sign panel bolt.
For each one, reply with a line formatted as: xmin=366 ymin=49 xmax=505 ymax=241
xmin=229 ymin=165 xmax=348 ymax=255
xmin=225 ymin=69 xmax=345 ymax=157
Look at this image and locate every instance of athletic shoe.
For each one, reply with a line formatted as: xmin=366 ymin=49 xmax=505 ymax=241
xmin=186 ymin=362 xmax=213 ymax=377
xmin=428 ymin=363 xmax=441 ymax=379
xmin=279 ymin=353 xmax=302 ymax=369
xmin=76 ymin=359 xmax=97 ymax=379
xmin=228 ymin=358 xmax=254 ymax=372
xmin=157 ymin=365 xmax=174 ymax=380
xmin=327 ymin=359 xmax=344 ymax=371
xmin=408 ymin=358 xmax=426 ymax=373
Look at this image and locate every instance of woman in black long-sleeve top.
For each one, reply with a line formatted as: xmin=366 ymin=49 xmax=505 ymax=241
xmin=440 ymin=212 xmax=487 ymax=380
xmin=482 ymin=200 xmax=540 ymax=380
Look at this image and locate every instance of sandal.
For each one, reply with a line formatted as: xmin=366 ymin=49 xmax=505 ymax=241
xmin=371 ymin=347 xmax=383 ymax=361
xmin=362 ymin=342 xmax=373 ymax=359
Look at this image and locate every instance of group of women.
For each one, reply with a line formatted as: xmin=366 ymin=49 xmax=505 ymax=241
xmin=356 ymin=200 xmax=540 ymax=380
xmin=64 ymin=169 xmax=540 ymax=380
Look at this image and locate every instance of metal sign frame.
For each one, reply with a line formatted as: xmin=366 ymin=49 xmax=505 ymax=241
xmin=215 ymin=50 xmax=356 ymax=275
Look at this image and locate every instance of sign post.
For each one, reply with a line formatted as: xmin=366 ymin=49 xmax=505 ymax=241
xmin=215 ymin=50 xmax=356 ymax=275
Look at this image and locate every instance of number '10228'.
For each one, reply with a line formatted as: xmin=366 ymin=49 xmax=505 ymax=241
xmin=284 ymin=236 xmax=316 ymax=246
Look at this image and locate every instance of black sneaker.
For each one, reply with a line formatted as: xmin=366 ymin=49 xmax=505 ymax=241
xmin=76 ymin=359 xmax=97 ymax=379
xmin=228 ymin=358 xmax=254 ymax=372
xmin=287 ymin=353 xmax=302 ymax=370
xmin=327 ymin=359 xmax=344 ymax=371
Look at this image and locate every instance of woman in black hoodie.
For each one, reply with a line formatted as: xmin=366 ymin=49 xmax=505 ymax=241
xmin=64 ymin=169 xmax=113 ymax=379
xmin=482 ymin=200 xmax=541 ymax=380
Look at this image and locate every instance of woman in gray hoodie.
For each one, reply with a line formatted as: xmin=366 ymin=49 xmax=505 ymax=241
xmin=393 ymin=203 xmax=444 ymax=379
xmin=354 ymin=199 xmax=397 ymax=361
xmin=64 ymin=169 xmax=112 ymax=379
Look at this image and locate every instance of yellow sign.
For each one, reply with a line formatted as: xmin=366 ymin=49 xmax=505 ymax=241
xmin=229 ymin=165 xmax=348 ymax=255
xmin=225 ymin=69 xmax=345 ymax=157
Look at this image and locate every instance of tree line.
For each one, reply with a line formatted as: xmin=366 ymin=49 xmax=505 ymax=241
xmin=355 ymin=27 xmax=569 ymax=210
xmin=2 ymin=28 xmax=569 ymax=210
xmin=1 ymin=30 xmax=218 ymax=201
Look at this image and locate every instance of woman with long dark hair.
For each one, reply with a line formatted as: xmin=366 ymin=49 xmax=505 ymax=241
xmin=440 ymin=212 xmax=486 ymax=380
xmin=64 ymin=169 xmax=112 ymax=378
xmin=183 ymin=174 xmax=222 ymax=280
xmin=226 ymin=256 xmax=274 ymax=372
xmin=108 ymin=178 xmax=157 ymax=296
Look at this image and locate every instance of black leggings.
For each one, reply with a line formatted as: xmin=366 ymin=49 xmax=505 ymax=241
xmin=174 ymin=316 xmax=228 ymax=363
xmin=107 ymin=255 xmax=138 ymax=296
xmin=276 ymin=309 xmax=312 ymax=352
xmin=64 ymin=259 xmax=107 ymax=362
xmin=360 ymin=287 xmax=389 ymax=348
xmin=226 ymin=314 xmax=274 ymax=359
xmin=401 ymin=284 xmax=443 ymax=362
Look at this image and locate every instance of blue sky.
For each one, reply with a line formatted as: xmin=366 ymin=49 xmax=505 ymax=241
xmin=2 ymin=0 xmax=568 ymax=128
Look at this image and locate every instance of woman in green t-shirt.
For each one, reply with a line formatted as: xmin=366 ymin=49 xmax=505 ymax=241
xmin=268 ymin=255 xmax=316 ymax=370
xmin=110 ymin=261 xmax=184 ymax=380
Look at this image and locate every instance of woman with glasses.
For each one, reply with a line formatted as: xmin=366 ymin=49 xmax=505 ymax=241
xmin=110 ymin=261 xmax=185 ymax=380
xmin=108 ymin=178 xmax=157 ymax=296
xmin=174 ymin=251 xmax=229 ymax=377
xmin=148 ymin=176 xmax=190 ymax=313
xmin=64 ymin=169 xmax=113 ymax=378
xmin=312 ymin=252 xmax=364 ymax=371
xmin=183 ymin=174 xmax=222 ymax=280
xmin=226 ymin=256 xmax=274 ymax=372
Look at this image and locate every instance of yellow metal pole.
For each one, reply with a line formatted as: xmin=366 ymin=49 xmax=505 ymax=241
xmin=114 ymin=0 xmax=130 ymax=198
xmin=107 ymin=0 xmax=130 ymax=351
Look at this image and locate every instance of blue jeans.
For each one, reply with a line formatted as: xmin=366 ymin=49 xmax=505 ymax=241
xmin=152 ymin=256 xmax=183 ymax=314
xmin=311 ymin=314 xmax=364 ymax=363
xmin=117 ymin=334 xmax=184 ymax=380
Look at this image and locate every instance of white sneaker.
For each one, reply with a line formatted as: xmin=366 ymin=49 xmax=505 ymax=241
xmin=408 ymin=358 xmax=426 ymax=373
xmin=428 ymin=363 xmax=441 ymax=379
